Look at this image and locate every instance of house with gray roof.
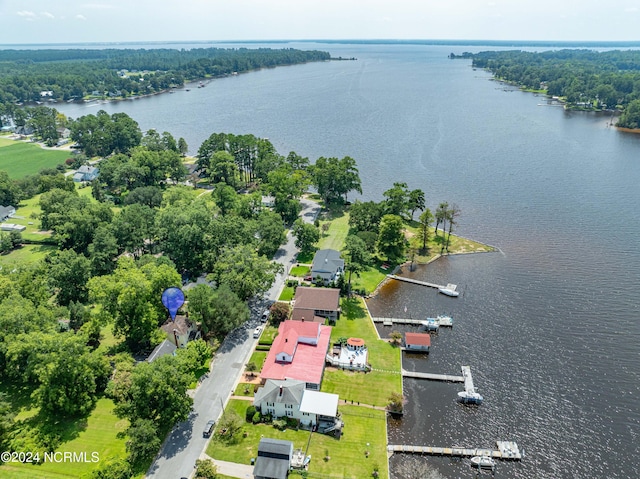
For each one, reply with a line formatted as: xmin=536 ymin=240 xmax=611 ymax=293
xmin=73 ymin=165 xmax=99 ymax=182
xmin=146 ymin=339 xmax=177 ymax=363
xmin=0 ymin=205 xmax=16 ymax=221
xmin=254 ymin=379 xmax=340 ymax=431
xmin=254 ymin=438 xmax=293 ymax=479
xmin=310 ymin=249 xmax=344 ymax=284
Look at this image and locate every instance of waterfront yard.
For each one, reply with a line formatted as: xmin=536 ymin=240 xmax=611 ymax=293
xmin=206 ymin=401 xmax=388 ymax=479
xmin=321 ymin=297 xmax=402 ymax=406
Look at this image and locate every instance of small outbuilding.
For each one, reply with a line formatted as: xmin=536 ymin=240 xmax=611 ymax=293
xmin=253 ymin=437 xmax=293 ymax=479
xmin=405 ymin=332 xmax=431 ymax=352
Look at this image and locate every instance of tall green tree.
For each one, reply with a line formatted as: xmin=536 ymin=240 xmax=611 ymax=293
xmin=434 ymin=202 xmax=449 ymax=237
xmin=88 ymin=224 xmax=119 ymax=276
xmin=292 ymin=219 xmax=319 ymax=255
xmin=187 ymin=284 xmax=250 ymax=336
xmin=348 ymin=200 xmax=383 ymax=233
xmin=408 ymin=189 xmax=426 ymax=220
xmin=88 ymin=257 xmax=158 ymax=351
xmin=310 ymin=156 xmax=362 ymax=204
xmin=254 ymin=210 xmax=287 ymax=258
xmin=211 ymin=244 xmax=282 ymax=301
xmin=47 ymin=249 xmax=92 ymax=306
xmin=376 ymin=214 xmax=406 ymax=262
xmin=417 ymin=208 xmax=434 ymax=253
xmin=113 ymin=354 xmax=192 ymax=433
xmin=444 ymin=204 xmax=461 ymax=252
xmin=343 ymin=235 xmax=371 ymax=296
xmin=0 ymin=170 xmax=21 ymax=205
xmin=383 ymin=182 xmax=410 ymax=217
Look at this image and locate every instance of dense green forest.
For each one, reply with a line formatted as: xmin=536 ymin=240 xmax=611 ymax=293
xmin=470 ymin=49 xmax=640 ymax=128
xmin=0 ymin=47 xmax=330 ymax=104
xmin=0 ymin=110 xmax=367 ymax=475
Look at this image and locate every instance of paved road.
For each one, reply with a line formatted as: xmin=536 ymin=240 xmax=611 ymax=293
xmin=146 ymin=198 xmax=321 ymax=479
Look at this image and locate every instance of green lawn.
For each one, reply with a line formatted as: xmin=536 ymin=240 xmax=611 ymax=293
xmin=279 ymin=286 xmax=295 ymax=301
xmin=0 ymin=398 xmax=129 ymax=479
xmin=349 ymin=265 xmax=388 ymax=296
xmin=289 ymin=265 xmax=310 ymax=277
xmin=248 ymin=351 xmax=268 ymax=370
xmin=206 ymin=401 xmax=388 ymax=479
xmin=321 ymin=297 xmax=402 ymax=407
xmin=0 ymin=244 xmax=56 ymax=268
xmin=0 ymin=141 xmax=71 ymax=178
xmin=257 ymin=325 xmax=278 ymax=346
xmin=317 ymin=208 xmax=350 ymax=251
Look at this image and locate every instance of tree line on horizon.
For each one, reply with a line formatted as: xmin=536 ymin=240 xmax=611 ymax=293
xmin=0 ymin=46 xmax=330 ymax=108
xmin=470 ymin=49 xmax=640 ymax=128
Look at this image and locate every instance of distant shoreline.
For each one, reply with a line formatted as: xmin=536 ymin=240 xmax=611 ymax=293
xmin=3 ymin=39 xmax=640 ymax=48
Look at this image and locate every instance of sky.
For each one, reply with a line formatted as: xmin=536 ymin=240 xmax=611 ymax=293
xmin=0 ymin=0 xmax=639 ymax=45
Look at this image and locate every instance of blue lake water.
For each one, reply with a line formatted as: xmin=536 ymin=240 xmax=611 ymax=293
xmin=56 ymin=42 xmax=640 ymax=478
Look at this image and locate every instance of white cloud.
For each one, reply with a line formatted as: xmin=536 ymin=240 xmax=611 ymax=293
xmin=81 ymin=3 xmax=116 ymax=9
xmin=42 ymin=12 xmax=55 ymax=19
xmin=624 ymin=6 xmax=638 ymax=12
xmin=75 ymin=14 xmax=88 ymax=20
xmin=16 ymin=10 xmax=37 ymax=18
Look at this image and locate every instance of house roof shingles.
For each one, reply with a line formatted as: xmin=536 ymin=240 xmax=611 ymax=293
xmin=160 ymin=315 xmax=192 ymax=336
xmin=405 ymin=332 xmax=431 ymax=347
xmin=260 ymin=320 xmax=331 ymax=385
xmin=311 ymin=249 xmax=344 ymax=274
xmin=293 ymin=287 xmax=340 ymax=311
xmin=254 ymin=379 xmax=306 ymax=406
xmin=254 ymin=438 xmax=292 ymax=479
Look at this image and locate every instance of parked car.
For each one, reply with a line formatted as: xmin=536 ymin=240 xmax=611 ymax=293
xmin=203 ymin=419 xmax=215 ymax=438
xmin=253 ymin=326 xmax=262 ymax=339
xmin=261 ymin=309 xmax=270 ymax=322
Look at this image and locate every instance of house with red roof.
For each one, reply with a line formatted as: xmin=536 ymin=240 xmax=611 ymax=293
xmin=260 ymin=320 xmax=332 ymax=390
xmin=405 ymin=332 xmax=431 ymax=352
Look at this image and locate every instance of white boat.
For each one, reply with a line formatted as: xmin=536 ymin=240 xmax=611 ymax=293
xmin=457 ymin=390 xmax=483 ymax=405
xmin=470 ymin=455 xmax=496 ymax=470
xmin=421 ymin=318 xmax=439 ymax=331
xmin=438 ymin=287 xmax=459 ymax=297
xmin=436 ymin=315 xmax=453 ymax=326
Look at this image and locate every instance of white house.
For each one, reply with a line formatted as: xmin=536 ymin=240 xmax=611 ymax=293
xmin=254 ymin=379 xmax=340 ymax=432
xmin=261 ymin=195 xmax=276 ymax=208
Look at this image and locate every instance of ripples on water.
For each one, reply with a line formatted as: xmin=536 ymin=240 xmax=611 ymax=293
xmin=56 ymin=42 xmax=640 ymax=478
xmin=370 ymin=254 xmax=639 ymax=478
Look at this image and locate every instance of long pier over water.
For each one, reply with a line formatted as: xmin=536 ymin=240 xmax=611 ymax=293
xmin=387 ymin=441 xmax=523 ymax=461
xmin=387 ymin=274 xmax=451 ymax=290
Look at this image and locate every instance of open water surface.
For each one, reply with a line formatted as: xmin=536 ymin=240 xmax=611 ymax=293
xmin=56 ymin=42 xmax=640 ymax=478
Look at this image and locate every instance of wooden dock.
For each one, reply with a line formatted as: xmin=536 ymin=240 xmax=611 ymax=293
xmin=387 ymin=274 xmax=453 ymax=290
xmin=373 ymin=317 xmax=423 ymax=326
xmin=387 ymin=441 xmax=522 ymax=461
xmin=372 ymin=316 xmax=453 ymax=327
xmin=401 ymin=369 xmax=464 ymax=382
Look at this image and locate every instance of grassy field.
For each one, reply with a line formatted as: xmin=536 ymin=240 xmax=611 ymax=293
xmin=0 ymin=140 xmax=71 ymax=178
xmin=206 ymin=400 xmax=388 ymax=479
xmin=0 ymin=398 xmax=129 ymax=479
